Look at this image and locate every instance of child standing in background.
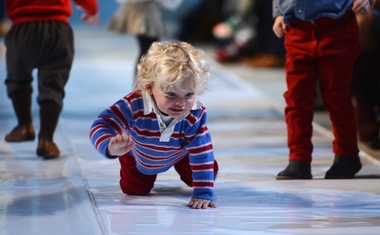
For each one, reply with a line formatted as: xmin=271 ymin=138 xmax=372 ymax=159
xmin=89 ymin=41 xmax=219 ymax=209
xmin=272 ymin=0 xmax=373 ymax=179
xmin=108 ymin=0 xmax=164 ymax=75
xmin=3 ymin=0 xmax=99 ymax=159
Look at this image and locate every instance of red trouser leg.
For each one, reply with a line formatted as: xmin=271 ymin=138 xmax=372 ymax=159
xmin=317 ymin=12 xmax=360 ymax=157
xmin=284 ymin=11 xmax=360 ymax=163
xmin=174 ymin=155 xmax=219 ymax=187
xmin=119 ymin=154 xmax=157 ymax=195
xmin=284 ymin=22 xmax=319 ymax=163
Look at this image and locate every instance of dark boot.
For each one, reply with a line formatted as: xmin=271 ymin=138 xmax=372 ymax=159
xmin=36 ymin=101 xmax=61 ymax=159
xmin=276 ymin=160 xmax=312 ymax=180
xmin=5 ymin=90 xmax=35 ymax=142
xmin=36 ymin=139 xmax=60 ymax=160
xmin=325 ymin=155 xmax=362 ymax=179
xmin=5 ymin=123 xmax=35 ymax=142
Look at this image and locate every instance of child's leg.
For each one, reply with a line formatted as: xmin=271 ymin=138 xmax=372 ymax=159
xmin=276 ymin=20 xmax=320 ymax=179
xmin=119 ymin=154 xmax=157 ymax=195
xmin=135 ymin=35 xmax=158 ymax=75
xmin=36 ymin=101 xmax=61 ymax=158
xmin=36 ymin=21 xmax=74 ymax=158
xmin=4 ymin=23 xmax=35 ymax=142
xmin=283 ymin=21 xmax=319 ymax=164
xmin=4 ymin=89 xmax=35 ymax=142
xmin=136 ymin=35 xmax=158 ymax=60
xmin=317 ymin=12 xmax=360 ymax=157
xmin=174 ymin=156 xmax=219 ymax=187
xmin=315 ymin=12 xmax=362 ymax=179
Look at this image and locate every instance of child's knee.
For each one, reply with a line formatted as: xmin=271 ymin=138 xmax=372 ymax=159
xmin=213 ymin=160 xmax=219 ymax=179
xmin=119 ymin=181 xmax=153 ymax=195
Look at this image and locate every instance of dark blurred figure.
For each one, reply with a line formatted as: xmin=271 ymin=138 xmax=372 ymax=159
xmin=241 ymin=0 xmax=285 ymax=68
xmin=176 ymin=0 xmax=224 ymax=42
xmin=212 ymin=0 xmax=257 ymax=62
xmin=352 ymin=2 xmax=380 ymax=149
xmin=213 ymin=0 xmax=285 ymax=68
xmin=0 ymin=0 xmax=9 ymax=37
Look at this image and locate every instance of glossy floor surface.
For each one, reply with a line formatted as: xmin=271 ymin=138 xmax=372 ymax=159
xmin=1 ymin=27 xmax=380 ymax=235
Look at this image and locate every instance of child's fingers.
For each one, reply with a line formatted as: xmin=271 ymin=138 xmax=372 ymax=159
xmin=114 ymin=133 xmax=124 ymax=143
xmin=188 ymin=198 xmax=216 ymax=209
xmin=120 ymin=132 xmax=135 ymax=148
xmin=352 ymin=0 xmax=371 ymax=14
xmin=121 ymin=132 xmax=131 ymax=143
xmin=108 ymin=133 xmax=134 ymax=156
xmin=208 ymin=201 xmax=216 ymax=208
xmin=125 ymin=133 xmax=135 ymax=149
xmin=110 ymin=133 xmax=126 ymax=145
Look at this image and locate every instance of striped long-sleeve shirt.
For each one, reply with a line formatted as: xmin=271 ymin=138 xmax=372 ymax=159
xmin=89 ymin=90 xmax=215 ymax=200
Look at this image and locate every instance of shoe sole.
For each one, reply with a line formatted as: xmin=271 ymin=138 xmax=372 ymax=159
xmin=5 ymin=135 xmax=35 ymax=142
xmin=276 ymin=175 xmax=313 ymax=180
xmin=36 ymin=149 xmax=60 ymax=159
xmin=325 ymin=175 xmax=355 ymax=179
xmin=324 ymin=168 xmax=361 ymax=179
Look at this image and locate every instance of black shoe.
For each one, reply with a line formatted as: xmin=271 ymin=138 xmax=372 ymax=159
xmin=276 ymin=160 xmax=312 ymax=180
xmin=325 ymin=155 xmax=362 ymax=179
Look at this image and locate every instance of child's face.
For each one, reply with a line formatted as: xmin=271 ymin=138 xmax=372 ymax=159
xmin=149 ymin=79 xmax=196 ymax=119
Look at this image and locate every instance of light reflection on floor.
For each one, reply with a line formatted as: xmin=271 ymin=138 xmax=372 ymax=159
xmin=1 ymin=27 xmax=380 ymax=235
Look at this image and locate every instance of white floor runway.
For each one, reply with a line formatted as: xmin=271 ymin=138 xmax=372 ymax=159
xmin=1 ymin=26 xmax=380 ymax=235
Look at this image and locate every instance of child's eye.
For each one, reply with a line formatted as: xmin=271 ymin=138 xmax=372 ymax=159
xmin=165 ymin=92 xmax=177 ymax=98
xmin=185 ymin=93 xmax=194 ymax=99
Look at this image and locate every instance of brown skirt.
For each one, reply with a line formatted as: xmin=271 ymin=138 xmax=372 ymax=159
xmin=107 ymin=1 xmax=165 ymax=37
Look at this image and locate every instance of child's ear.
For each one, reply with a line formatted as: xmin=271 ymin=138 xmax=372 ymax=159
xmin=146 ymin=85 xmax=153 ymax=95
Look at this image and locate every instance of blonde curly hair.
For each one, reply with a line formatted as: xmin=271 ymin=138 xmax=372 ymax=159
xmin=134 ymin=41 xmax=211 ymax=95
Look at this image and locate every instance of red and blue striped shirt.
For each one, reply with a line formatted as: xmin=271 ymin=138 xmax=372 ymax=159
xmin=89 ymin=90 xmax=215 ymax=200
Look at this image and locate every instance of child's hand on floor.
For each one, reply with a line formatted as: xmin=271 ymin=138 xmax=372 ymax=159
xmin=188 ymin=198 xmax=216 ymax=209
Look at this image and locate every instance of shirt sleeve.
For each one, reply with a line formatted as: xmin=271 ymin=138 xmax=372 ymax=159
xmin=184 ymin=107 xmax=215 ymax=201
xmin=89 ymin=98 xmax=134 ymax=159
xmin=273 ymin=0 xmax=282 ymax=18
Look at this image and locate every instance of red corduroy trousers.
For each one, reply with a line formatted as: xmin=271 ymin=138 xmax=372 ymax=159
xmin=118 ymin=154 xmax=219 ymax=195
xmin=283 ymin=11 xmax=360 ymax=163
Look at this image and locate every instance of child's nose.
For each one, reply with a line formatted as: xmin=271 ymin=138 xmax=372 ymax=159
xmin=175 ymin=98 xmax=185 ymax=105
